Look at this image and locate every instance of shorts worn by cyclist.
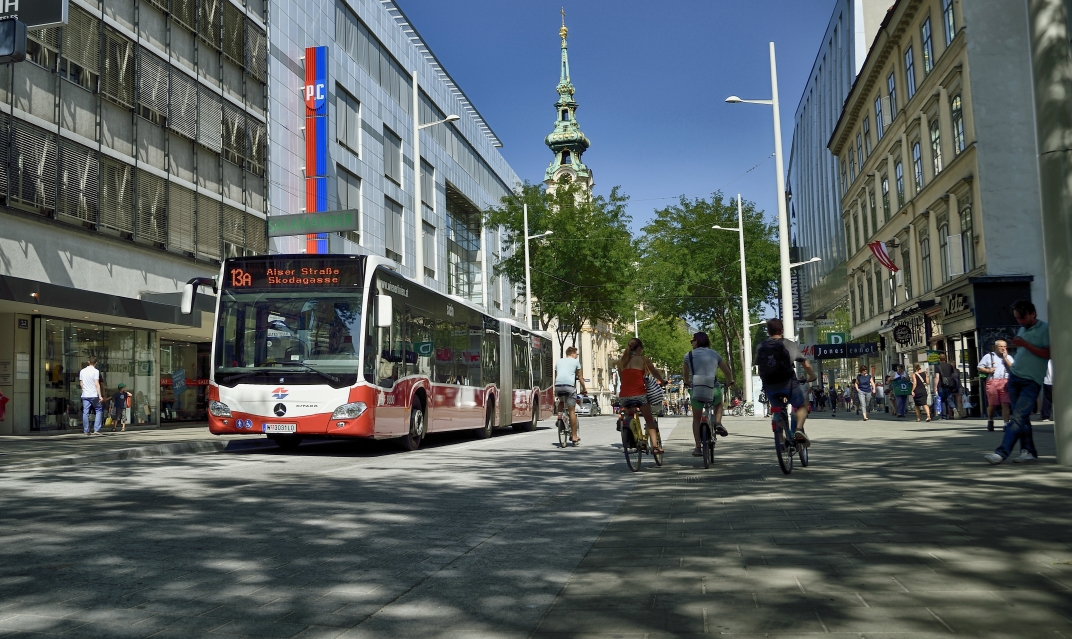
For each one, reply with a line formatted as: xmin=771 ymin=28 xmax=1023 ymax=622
xmin=764 ymin=378 xmax=806 ymax=410
xmin=554 ymin=385 xmax=577 ymax=409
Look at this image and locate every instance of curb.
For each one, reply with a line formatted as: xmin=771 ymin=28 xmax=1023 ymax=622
xmin=1 ymin=438 xmax=277 ymax=473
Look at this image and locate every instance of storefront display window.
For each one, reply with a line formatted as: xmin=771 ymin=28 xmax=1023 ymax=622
xmin=33 ymin=318 xmax=157 ymax=430
xmin=160 ymin=340 xmax=211 ymax=421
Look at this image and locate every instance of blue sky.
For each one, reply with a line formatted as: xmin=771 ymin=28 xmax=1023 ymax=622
xmin=401 ymin=0 xmax=836 ymax=233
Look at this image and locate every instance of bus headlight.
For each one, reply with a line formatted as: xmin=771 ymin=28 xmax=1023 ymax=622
xmin=209 ymin=401 xmax=233 ymax=417
xmin=331 ymin=402 xmax=367 ymax=420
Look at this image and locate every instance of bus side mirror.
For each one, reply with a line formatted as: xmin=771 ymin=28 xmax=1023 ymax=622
xmin=180 ymin=282 xmax=196 ymax=315
xmin=375 ymin=295 xmax=393 ymax=328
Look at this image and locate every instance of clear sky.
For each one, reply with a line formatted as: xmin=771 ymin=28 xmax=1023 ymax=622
xmin=400 ymin=0 xmax=837 ymax=233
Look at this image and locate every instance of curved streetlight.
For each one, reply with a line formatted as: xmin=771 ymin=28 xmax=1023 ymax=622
xmin=712 ymin=194 xmax=754 ymax=403
xmin=523 ymin=202 xmax=553 ymax=329
xmin=725 ymin=42 xmax=793 ymax=341
xmin=413 ymin=67 xmax=460 ymax=283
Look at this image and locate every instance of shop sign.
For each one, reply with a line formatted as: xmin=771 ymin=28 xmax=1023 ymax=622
xmin=929 ymin=314 xmax=944 ymax=338
xmin=892 ymin=314 xmax=927 ymax=351
xmin=827 ymin=332 xmax=847 ymax=344
xmin=267 ymin=210 xmax=357 ymax=237
xmin=812 ymin=343 xmax=879 ymax=359
xmin=304 ymin=45 xmax=329 ymax=254
xmin=0 ymin=360 xmax=10 ymax=385
xmin=0 ymin=0 xmax=68 ymax=28
xmin=816 ymin=319 xmax=836 ymax=327
xmin=927 ymin=350 xmax=941 ymax=364
xmin=944 ymin=292 xmax=971 ymax=316
xmin=17 ymin=318 xmax=28 ymax=329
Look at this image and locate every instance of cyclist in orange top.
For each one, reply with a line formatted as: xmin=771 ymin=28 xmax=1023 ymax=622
xmin=617 ymin=337 xmax=667 ymax=453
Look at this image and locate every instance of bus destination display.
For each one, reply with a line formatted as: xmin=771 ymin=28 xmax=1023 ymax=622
xmin=224 ymin=258 xmax=363 ymax=289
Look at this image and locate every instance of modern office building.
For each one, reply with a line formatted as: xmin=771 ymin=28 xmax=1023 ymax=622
xmin=0 ymin=0 xmax=526 ymax=434
xmin=829 ymin=0 xmax=1046 ymax=413
xmin=786 ymin=0 xmax=887 ymax=324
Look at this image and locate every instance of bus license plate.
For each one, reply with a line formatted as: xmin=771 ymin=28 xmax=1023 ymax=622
xmin=264 ymin=423 xmax=297 ymax=433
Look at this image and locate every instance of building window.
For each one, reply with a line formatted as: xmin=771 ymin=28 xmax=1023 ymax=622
xmin=561 ymin=109 xmax=568 ymax=121
xmin=895 ymin=161 xmax=905 ymax=207
xmin=902 ymin=248 xmax=913 ymax=299
xmin=929 ymin=120 xmax=943 ymax=175
xmin=943 ymin=0 xmax=955 ymax=45
xmin=856 ymin=134 xmax=864 ymax=168
xmin=881 ymin=177 xmax=891 ymax=220
xmin=336 ymin=3 xmax=413 ymax=114
xmin=869 ymin=190 xmax=878 ymax=234
xmin=420 ymin=160 xmax=434 ymax=208
xmin=960 ymin=206 xmax=975 ymax=271
xmin=849 ymin=149 xmax=856 ymax=183
xmin=920 ymin=236 xmax=933 ymax=293
xmin=853 ymin=212 xmax=861 ymax=251
xmin=867 ymin=272 xmax=875 ymax=317
xmin=383 ymin=127 xmax=402 ymax=185
xmin=850 ymin=288 xmax=857 ymax=325
xmin=337 ymin=168 xmax=361 ymax=245
xmin=889 ymin=267 xmax=898 ymax=307
xmin=951 ymin=94 xmax=965 ymax=155
xmin=905 ymin=47 xmax=916 ymax=100
xmin=863 ymin=118 xmax=872 ymax=156
xmin=938 ymin=223 xmax=950 ymax=283
xmin=875 ymin=96 xmax=885 ymax=139
xmin=422 ymin=221 xmax=436 ymax=278
xmin=888 ymin=72 xmax=899 ymax=118
xmin=841 ymin=161 xmax=848 ymax=195
xmin=875 ymin=266 xmax=884 ymax=313
xmin=385 ymin=196 xmax=403 ymax=262
xmin=859 ymin=280 xmax=867 ymax=320
xmin=912 ymin=142 xmax=924 ymax=192
xmin=336 ymin=86 xmax=361 ymax=156
xmin=561 ymin=151 xmax=571 ymax=165
xmin=845 ymin=221 xmax=853 ymax=255
xmin=921 ymin=18 xmax=934 ymax=75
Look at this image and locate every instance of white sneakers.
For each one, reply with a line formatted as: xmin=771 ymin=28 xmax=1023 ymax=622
xmin=985 ymin=450 xmax=1038 ymax=464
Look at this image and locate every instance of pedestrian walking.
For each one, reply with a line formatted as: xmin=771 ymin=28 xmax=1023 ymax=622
xmin=978 ymin=340 xmax=1011 ymax=431
xmin=1042 ymin=360 xmax=1053 ymax=421
xmin=985 ymin=300 xmax=1050 ymax=464
xmin=934 ymin=353 xmax=961 ymax=420
xmin=853 ymin=366 xmax=874 ymax=421
xmin=911 ymin=363 xmax=931 ymax=422
xmin=758 ymin=390 xmax=769 ymax=417
xmin=79 ymin=357 xmax=104 ymax=435
xmin=829 ymin=383 xmax=837 ymax=417
xmin=890 ymin=365 xmax=911 ymax=418
xmin=108 ymin=383 xmax=132 ymax=432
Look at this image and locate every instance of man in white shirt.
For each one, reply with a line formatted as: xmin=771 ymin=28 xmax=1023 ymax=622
xmin=79 ymin=357 xmax=104 ymax=435
xmin=554 ymin=347 xmax=587 ymax=446
xmin=978 ymin=340 xmax=1011 ymax=431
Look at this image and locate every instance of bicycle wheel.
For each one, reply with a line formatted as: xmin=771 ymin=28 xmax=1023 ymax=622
xmin=622 ymin=423 xmax=642 ymax=472
xmin=702 ymin=423 xmax=714 ymax=469
xmin=799 ymin=438 xmax=810 ymax=467
xmin=556 ymin=417 xmax=568 ymax=448
xmin=775 ymin=413 xmax=793 ymax=475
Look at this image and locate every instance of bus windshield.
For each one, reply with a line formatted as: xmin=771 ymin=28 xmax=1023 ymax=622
xmin=214 ymin=290 xmax=363 ymax=388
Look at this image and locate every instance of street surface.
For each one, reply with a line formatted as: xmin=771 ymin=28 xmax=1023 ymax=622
xmin=1 ymin=412 xmax=1071 ymax=638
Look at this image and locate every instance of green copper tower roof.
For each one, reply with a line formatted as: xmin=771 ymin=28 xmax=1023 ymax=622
xmin=544 ymin=11 xmax=592 ymax=187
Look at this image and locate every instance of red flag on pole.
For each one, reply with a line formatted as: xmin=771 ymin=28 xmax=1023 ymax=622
xmin=868 ymin=241 xmax=899 ymax=272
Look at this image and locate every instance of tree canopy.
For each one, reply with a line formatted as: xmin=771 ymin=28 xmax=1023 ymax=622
xmin=615 ymin=315 xmax=693 ymax=374
xmin=634 ymin=192 xmax=780 ymax=386
xmin=485 ymin=179 xmax=635 ymax=347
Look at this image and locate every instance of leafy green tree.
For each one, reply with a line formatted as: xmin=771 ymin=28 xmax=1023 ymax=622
xmin=635 ymin=192 xmax=780 ymax=387
xmin=616 ymin=315 xmax=693 ymax=374
xmin=485 ymin=179 xmax=635 ymax=350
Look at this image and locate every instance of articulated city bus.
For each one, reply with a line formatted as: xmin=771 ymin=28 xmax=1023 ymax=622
xmin=182 ymin=254 xmax=554 ymax=450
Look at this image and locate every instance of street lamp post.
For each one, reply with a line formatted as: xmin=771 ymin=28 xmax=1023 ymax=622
xmin=412 ymin=70 xmax=459 ymax=284
xmin=726 ymin=41 xmax=792 ymax=340
xmin=634 ymin=311 xmax=652 ymax=338
xmin=523 ymin=202 xmax=553 ymax=330
xmin=712 ymin=194 xmax=753 ymax=405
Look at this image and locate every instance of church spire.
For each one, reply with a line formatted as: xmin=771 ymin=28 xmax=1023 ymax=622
xmin=545 ymin=9 xmax=592 ymax=189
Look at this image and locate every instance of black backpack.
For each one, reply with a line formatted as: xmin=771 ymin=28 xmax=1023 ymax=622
xmin=757 ymin=338 xmax=795 ymax=384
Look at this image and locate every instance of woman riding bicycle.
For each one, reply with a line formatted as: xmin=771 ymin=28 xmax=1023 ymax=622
xmin=617 ymin=338 xmax=666 ymax=454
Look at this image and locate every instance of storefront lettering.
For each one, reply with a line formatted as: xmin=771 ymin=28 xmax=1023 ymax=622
xmin=945 ymin=292 xmax=970 ymax=316
xmin=892 ymin=315 xmax=927 ymax=351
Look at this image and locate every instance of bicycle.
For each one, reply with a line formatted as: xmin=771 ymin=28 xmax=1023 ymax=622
xmin=555 ymin=393 xmax=582 ymax=448
xmin=697 ymin=399 xmax=717 ymax=469
xmin=618 ymin=401 xmax=662 ymax=471
xmin=770 ymin=393 xmax=809 ymax=475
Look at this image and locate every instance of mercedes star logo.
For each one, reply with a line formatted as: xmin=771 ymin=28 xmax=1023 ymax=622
xmin=273 ymin=403 xmax=287 ymax=417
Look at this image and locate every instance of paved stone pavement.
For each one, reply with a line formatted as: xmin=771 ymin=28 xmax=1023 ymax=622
xmin=1 ymin=412 xmax=1071 ymax=638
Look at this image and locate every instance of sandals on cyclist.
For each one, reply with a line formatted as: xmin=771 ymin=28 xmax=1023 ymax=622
xmin=571 ymin=438 xmax=580 ymax=446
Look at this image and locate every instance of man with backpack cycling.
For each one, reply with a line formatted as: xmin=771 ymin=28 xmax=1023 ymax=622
xmin=756 ymin=318 xmax=817 ymax=445
xmin=683 ymin=331 xmax=735 ymax=457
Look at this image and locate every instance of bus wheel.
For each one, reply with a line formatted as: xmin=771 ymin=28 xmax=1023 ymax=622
xmin=272 ymin=435 xmax=302 ymax=451
xmin=516 ymin=405 xmax=538 ymax=432
xmin=475 ymin=401 xmax=494 ymax=439
xmin=401 ymin=401 xmax=425 ymax=451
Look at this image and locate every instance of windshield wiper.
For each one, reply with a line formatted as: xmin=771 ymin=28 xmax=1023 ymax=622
xmin=289 ymin=362 xmax=341 ymax=384
xmin=217 ymin=362 xmax=340 ymax=385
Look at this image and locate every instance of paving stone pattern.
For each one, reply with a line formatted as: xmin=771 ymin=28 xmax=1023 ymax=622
xmin=1 ymin=413 xmax=1071 ymax=638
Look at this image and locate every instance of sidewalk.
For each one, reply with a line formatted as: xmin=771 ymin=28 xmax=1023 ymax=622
xmin=533 ymin=412 xmax=1072 ymax=638
xmin=0 ymin=424 xmax=262 ymax=472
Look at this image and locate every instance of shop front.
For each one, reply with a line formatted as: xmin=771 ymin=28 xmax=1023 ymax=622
xmin=159 ymin=340 xmax=211 ymax=422
xmin=889 ymin=301 xmax=935 ymax=371
xmin=32 ymin=318 xmax=158 ymax=431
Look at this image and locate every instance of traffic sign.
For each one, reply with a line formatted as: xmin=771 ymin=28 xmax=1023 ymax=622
xmin=797 ymin=320 xmax=815 ymax=328
xmin=1 ymin=0 xmax=68 ymax=28
xmin=816 ymin=319 xmax=836 ymax=327
xmin=827 ymin=332 xmax=847 ymax=344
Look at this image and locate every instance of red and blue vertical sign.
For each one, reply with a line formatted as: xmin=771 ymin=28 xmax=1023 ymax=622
xmin=304 ymin=46 xmax=329 ymax=254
